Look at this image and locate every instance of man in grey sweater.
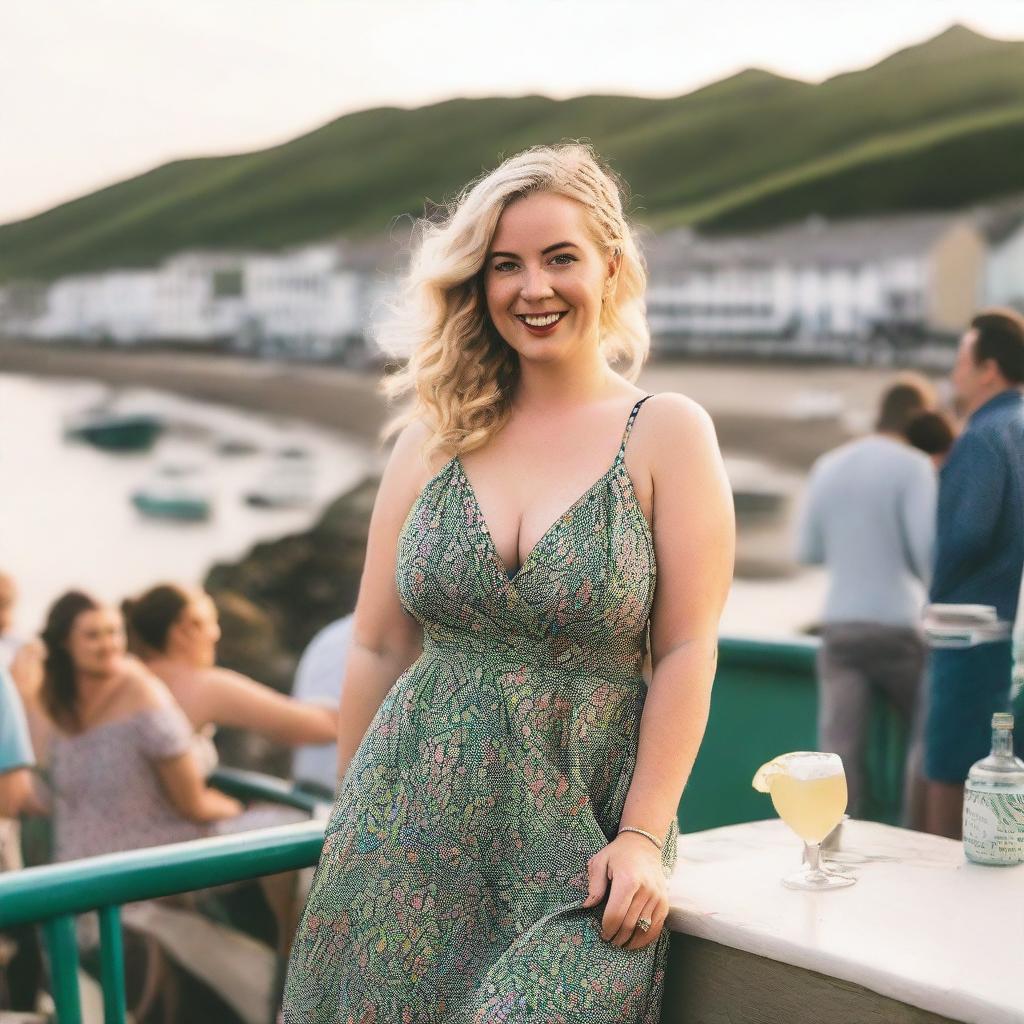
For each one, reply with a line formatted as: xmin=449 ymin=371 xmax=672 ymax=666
xmin=795 ymin=376 xmax=938 ymax=826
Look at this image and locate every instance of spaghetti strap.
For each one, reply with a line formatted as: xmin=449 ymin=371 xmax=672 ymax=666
xmin=615 ymin=394 xmax=654 ymax=464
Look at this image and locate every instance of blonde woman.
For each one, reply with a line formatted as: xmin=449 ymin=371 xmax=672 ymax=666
xmin=281 ymin=142 xmax=735 ymax=1022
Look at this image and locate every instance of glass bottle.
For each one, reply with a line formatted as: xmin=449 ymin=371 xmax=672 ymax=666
xmin=962 ymin=713 xmax=1024 ymax=866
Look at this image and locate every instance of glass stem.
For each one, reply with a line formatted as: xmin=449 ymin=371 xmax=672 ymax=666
xmin=805 ymin=841 xmax=823 ymax=876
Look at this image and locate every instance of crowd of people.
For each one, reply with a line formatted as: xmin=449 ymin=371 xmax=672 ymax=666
xmin=796 ymin=307 xmax=1024 ymax=838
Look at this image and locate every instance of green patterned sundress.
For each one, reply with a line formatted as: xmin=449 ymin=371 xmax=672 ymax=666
xmin=281 ymin=394 xmax=679 ymax=1023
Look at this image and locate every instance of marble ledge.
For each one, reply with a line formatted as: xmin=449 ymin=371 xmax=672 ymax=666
xmin=664 ymin=817 xmax=1023 ymax=1024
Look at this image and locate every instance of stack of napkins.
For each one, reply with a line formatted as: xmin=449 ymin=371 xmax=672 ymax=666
xmin=922 ymin=603 xmax=1012 ymax=648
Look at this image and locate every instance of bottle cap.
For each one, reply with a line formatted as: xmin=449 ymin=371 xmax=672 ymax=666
xmin=992 ymin=712 xmax=1014 ymax=729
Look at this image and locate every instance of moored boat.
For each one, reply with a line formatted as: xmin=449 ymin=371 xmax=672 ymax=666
xmin=130 ymin=463 xmax=213 ymax=521
xmin=243 ymin=446 xmax=315 ymax=508
xmin=64 ymin=409 xmax=165 ymax=451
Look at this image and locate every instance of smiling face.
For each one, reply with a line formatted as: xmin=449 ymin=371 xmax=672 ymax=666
xmin=483 ymin=191 xmax=619 ymax=363
xmin=66 ymin=605 xmax=127 ymax=678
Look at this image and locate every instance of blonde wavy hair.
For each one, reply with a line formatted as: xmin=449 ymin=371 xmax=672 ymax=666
xmin=373 ymin=140 xmax=652 ymax=466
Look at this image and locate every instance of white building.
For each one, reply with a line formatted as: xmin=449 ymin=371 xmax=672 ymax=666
xmin=26 ymin=270 xmax=161 ymax=343
xmin=240 ymin=243 xmax=364 ymax=357
xmin=0 ymin=242 xmax=389 ymax=353
xmin=645 ymin=212 xmax=987 ymax=351
xmin=154 ymin=251 xmax=249 ymax=342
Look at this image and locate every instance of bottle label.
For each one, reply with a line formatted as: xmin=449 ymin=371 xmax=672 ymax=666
xmin=963 ymin=788 xmax=1024 ymax=865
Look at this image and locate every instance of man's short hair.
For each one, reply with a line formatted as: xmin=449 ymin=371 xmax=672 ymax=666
xmin=875 ymin=373 xmax=936 ymax=433
xmin=970 ymin=308 xmax=1024 ymax=385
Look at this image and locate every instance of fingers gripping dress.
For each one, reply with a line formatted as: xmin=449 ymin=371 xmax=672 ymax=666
xmin=281 ymin=394 xmax=679 ymax=1023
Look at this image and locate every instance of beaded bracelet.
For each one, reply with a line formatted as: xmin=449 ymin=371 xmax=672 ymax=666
xmin=617 ymin=825 xmax=663 ymax=851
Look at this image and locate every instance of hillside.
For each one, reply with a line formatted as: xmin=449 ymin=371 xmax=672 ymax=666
xmin=2 ymin=23 xmax=1023 ymax=283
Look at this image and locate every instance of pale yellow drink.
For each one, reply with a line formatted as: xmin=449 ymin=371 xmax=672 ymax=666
xmin=752 ymin=751 xmax=855 ymax=890
xmin=768 ymin=771 xmax=848 ymax=843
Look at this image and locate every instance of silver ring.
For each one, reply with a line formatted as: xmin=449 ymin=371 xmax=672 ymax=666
xmin=636 ymin=917 xmax=651 ymax=933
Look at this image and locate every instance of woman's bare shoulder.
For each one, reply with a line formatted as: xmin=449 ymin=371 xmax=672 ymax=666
xmin=115 ymin=658 xmax=177 ymax=715
xmin=644 ymin=391 xmax=714 ymax=431
xmin=641 ymin=391 xmax=717 ymax=453
xmin=382 ymin=417 xmax=454 ymax=502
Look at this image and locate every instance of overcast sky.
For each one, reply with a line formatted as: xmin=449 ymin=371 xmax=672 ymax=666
xmin=3 ymin=0 xmax=1024 ymax=225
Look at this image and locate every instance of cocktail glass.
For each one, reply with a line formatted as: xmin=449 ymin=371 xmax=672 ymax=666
xmin=752 ymin=751 xmax=857 ymax=890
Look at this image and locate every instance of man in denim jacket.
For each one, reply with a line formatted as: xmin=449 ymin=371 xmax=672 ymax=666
xmin=924 ymin=308 xmax=1024 ymax=838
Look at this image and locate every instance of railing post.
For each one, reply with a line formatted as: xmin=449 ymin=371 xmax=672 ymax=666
xmin=43 ymin=915 xmax=83 ymax=1024
xmin=98 ymin=905 xmax=127 ymax=1024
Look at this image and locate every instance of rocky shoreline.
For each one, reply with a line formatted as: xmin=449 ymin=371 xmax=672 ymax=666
xmin=203 ymin=474 xmax=380 ymax=775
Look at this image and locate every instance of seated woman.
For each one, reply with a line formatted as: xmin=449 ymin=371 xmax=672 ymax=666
xmin=29 ymin=590 xmax=244 ymax=863
xmin=121 ymin=584 xmax=339 ymax=766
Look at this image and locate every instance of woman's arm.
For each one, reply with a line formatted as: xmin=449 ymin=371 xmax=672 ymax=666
xmin=195 ymin=668 xmax=339 ymax=746
xmin=118 ymin=670 xmax=244 ymax=824
xmin=620 ymin=393 xmax=736 ymax=841
xmin=9 ymin=639 xmax=44 ymax=702
xmin=154 ymin=750 xmax=244 ymax=824
xmin=331 ymin=421 xmax=433 ymax=781
xmin=0 ymin=767 xmax=34 ymax=818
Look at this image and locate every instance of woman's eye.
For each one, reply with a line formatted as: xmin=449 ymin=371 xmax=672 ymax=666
xmin=493 ymin=254 xmax=576 ymax=272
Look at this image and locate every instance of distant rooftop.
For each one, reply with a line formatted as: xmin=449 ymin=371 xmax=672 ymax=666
xmin=646 ymin=210 xmax=985 ymax=272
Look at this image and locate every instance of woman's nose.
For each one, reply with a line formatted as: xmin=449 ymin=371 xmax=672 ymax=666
xmin=520 ymin=266 xmax=554 ymax=300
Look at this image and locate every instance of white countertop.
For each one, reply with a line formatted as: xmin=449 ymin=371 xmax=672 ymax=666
xmin=665 ymin=817 xmax=1024 ymax=1024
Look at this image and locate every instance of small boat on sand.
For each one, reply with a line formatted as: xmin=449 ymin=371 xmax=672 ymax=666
xmin=131 ymin=463 xmax=213 ymax=521
xmin=244 ymin=447 xmax=315 ymax=509
xmin=65 ymin=409 xmax=165 ymax=451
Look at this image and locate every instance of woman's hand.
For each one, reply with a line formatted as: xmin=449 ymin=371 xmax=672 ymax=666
xmin=582 ymin=830 xmax=669 ymax=950
xmin=10 ymin=639 xmax=45 ymax=701
xmin=207 ymin=792 xmax=245 ymax=821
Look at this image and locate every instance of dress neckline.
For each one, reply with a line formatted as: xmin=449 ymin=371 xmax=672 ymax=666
xmin=455 ymin=395 xmax=654 ymax=584
xmin=50 ymin=703 xmax=173 ymax=742
xmin=457 ymin=458 xmax=630 ymax=583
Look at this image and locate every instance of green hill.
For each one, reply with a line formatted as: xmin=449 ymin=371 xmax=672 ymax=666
xmin=3 ymin=23 xmax=1024 ymax=283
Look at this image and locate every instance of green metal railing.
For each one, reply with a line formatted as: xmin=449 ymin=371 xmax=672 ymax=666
xmin=207 ymin=765 xmax=327 ymax=813
xmin=678 ymin=633 xmax=911 ymax=830
xmin=0 ymin=820 xmax=325 ymax=1023
xmin=0 ymin=635 xmax=915 ymax=1023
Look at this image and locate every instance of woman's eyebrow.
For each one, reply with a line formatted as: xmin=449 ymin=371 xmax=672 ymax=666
xmin=488 ymin=241 xmax=579 ymax=259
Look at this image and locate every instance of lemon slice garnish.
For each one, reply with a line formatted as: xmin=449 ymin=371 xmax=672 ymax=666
xmin=752 ymin=752 xmax=799 ymax=793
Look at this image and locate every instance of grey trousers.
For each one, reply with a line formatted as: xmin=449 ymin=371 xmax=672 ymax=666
xmin=816 ymin=621 xmax=928 ymax=826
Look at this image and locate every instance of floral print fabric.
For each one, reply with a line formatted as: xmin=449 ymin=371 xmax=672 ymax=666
xmin=282 ymin=394 xmax=678 ymax=1023
xmin=50 ymin=702 xmax=210 ymax=864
